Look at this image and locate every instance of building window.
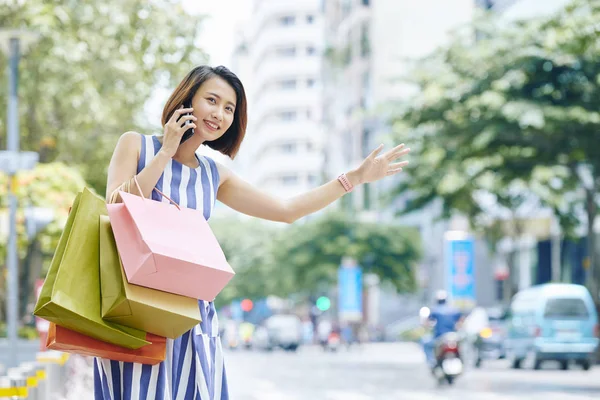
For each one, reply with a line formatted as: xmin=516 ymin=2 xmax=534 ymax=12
xmin=279 ymin=16 xmax=296 ymax=26
xmin=362 ymin=128 xmax=373 ymax=158
xmin=281 ymin=143 xmax=297 ymax=153
xmin=360 ymin=23 xmax=371 ymax=58
xmin=342 ymin=44 xmax=352 ymax=66
xmin=341 ymin=0 xmax=352 ymax=17
xmin=307 ymin=46 xmax=316 ymax=56
xmin=278 ymin=111 xmax=297 ymax=121
xmin=307 ymin=78 xmax=316 ymax=88
xmin=307 ymin=15 xmax=314 ymax=24
xmin=276 ymin=47 xmax=296 ymax=57
xmin=278 ymin=79 xmax=297 ymax=90
xmin=363 ymin=183 xmax=372 ymax=210
xmin=281 ymin=174 xmax=298 ymax=185
xmin=361 ymin=71 xmax=372 ymax=109
xmin=362 ymin=0 xmax=370 ymax=5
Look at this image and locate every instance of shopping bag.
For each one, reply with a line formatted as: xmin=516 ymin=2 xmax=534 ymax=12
xmin=46 ymin=323 xmax=165 ymax=365
xmin=100 ymin=215 xmax=201 ymax=338
xmin=33 ymin=188 xmax=150 ymax=349
xmin=107 ymin=177 xmax=234 ymax=300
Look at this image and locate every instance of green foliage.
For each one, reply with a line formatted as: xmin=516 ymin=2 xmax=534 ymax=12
xmin=0 ymin=163 xmax=86 ymax=321
xmin=389 ymin=0 xmax=600 ymax=240
xmin=0 ymin=322 xmax=40 ymax=339
xmin=210 ymin=216 xmax=283 ymax=307
xmin=210 ymin=212 xmax=422 ymax=306
xmin=272 ymin=213 xmax=421 ymax=293
xmin=0 ymin=163 xmax=87 ymax=267
xmin=0 ymin=0 xmax=208 ymax=195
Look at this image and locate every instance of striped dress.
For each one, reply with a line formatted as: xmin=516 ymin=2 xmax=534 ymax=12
xmin=94 ymin=134 xmax=229 ymax=400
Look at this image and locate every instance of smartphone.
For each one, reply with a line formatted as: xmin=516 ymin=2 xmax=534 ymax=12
xmin=179 ymin=101 xmax=194 ymax=144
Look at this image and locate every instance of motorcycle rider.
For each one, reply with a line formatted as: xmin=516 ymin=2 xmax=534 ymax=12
xmin=422 ymin=290 xmax=463 ymax=367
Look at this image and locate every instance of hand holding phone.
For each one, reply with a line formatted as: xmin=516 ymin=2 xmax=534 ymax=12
xmin=179 ymin=101 xmax=195 ymax=144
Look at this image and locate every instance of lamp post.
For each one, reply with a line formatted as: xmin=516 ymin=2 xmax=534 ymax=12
xmin=0 ymin=30 xmax=40 ymax=368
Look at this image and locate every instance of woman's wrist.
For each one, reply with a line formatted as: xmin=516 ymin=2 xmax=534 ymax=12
xmin=156 ymin=149 xmax=174 ymax=163
xmin=346 ymin=169 xmax=362 ymax=187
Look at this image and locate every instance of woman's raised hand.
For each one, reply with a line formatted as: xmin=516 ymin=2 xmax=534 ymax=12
xmin=352 ymin=143 xmax=410 ymax=185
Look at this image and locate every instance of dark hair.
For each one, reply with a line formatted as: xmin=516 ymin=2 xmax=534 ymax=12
xmin=161 ymin=65 xmax=247 ymax=159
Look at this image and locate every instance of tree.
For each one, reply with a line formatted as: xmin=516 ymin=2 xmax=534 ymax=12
xmin=209 ymin=216 xmax=284 ymax=307
xmin=270 ymin=213 xmax=421 ymax=294
xmin=389 ymin=0 xmax=600 ymax=302
xmin=0 ymin=163 xmax=87 ymax=322
xmin=209 ymin=212 xmax=421 ymax=307
xmin=0 ymin=0 xmax=207 ymax=195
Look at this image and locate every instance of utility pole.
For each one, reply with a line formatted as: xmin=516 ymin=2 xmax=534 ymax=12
xmin=0 ymin=30 xmax=40 ymax=368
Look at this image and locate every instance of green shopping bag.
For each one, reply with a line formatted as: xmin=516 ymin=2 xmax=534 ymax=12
xmin=34 ymin=188 xmax=150 ymax=349
xmin=99 ymin=215 xmax=201 ymax=339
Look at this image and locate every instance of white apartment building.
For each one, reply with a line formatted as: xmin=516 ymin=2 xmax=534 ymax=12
xmin=231 ymin=0 xmax=326 ymax=199
xmin=322 ymin=0 xmax=474 ymax=215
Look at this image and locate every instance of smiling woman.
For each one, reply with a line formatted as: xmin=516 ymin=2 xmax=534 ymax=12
xmin=100 ymin=64 xmax=410 ymax=400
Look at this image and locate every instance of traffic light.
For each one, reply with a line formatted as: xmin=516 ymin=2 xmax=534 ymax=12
xmin=241 ymin=298 xmax=254 ymax=312
xmin=316 ymin=296 xmax=331 ymax=311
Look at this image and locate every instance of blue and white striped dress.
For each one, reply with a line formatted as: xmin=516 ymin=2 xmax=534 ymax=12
xmin=94 ymin=134 xmax=229 ymax=400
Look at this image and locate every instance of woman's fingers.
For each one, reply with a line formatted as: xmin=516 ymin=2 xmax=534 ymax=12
xmin=388 ymin=148 xmax=411 ymax=161
xmin=178 ymin=114 xmax=197 ymax=128
xmin=368 ymin=144 xmax=384 ymax=159
xmin=169 ymin=106 xmax=194 ymax=125
xmin=390 ymin=161 xmax=409 ymax=169
xmin=382 ymin=143 xmax=404 ymax=158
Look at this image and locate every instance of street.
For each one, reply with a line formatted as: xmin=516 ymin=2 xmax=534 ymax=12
xmin=225 ymin=342 xmax=600 ymax=400
xmin=60 ymin=342 xmax=600 ymax=399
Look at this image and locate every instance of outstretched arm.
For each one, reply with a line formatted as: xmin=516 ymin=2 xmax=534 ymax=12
xmin=216 ymin=143 xmax=410 ymax=223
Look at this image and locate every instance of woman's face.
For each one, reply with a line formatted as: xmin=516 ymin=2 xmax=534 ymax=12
xmin=191 ymin=77 xmax=237 ymax=142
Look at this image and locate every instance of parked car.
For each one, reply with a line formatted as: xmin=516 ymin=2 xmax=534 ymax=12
xmin=504 ymin=283 xmax=599 ymax=370
xmin=253 ymin=314 xmax=303 ymax=352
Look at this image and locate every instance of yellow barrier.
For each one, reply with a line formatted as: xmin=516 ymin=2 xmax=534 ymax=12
xmin=0 ymin=375 xmax=28 ymax=399
xmin=0 ymin=387 xmax=28 ymax=397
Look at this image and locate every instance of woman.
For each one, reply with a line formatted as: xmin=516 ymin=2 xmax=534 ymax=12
xmin=97 ymin=65 xmax=410 ymax=399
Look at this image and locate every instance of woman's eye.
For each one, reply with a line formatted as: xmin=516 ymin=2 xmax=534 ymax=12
xmin=226 ymin=107 xmax=234 ymax=112
xmin=207 ymin=98 xmax=216 ymax=104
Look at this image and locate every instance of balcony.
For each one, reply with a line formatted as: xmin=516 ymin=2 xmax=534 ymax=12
xmin=249 ymin=0 xmax=323 ymax=40
xmin=253 ymin=57 xmax=321 ymax=93
xmin=246 ymin=121 xmax=325 ymax=159
xmin=250 ymin=89 xmax=322 ymax=123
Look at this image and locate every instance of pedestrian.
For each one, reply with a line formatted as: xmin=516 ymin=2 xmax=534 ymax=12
xmin=96 ymin=65 xmax=410 ymax=399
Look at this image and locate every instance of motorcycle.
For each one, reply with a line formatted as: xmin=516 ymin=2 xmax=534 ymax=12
xmin=432 ymin=332 xmax=463 ymax=385
xmin=322 ymin=332 xmax=341 ymax=352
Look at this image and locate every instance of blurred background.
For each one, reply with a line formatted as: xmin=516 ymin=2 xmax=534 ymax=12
xmin=1 ymin=0 xmax=600 ymax=398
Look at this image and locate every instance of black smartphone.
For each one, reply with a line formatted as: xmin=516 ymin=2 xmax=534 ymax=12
xmin=179 ymin=101 xmax=194 ymax=144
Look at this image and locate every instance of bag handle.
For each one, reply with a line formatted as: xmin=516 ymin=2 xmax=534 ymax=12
xmin=132 ymin=175 xmax=181 ymax=211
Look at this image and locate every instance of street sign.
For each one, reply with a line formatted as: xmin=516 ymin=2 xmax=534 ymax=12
xmin=0 ymin=151 xmax=38 ymax=174
xmin=444 ymin=231 xmax=476 ymax=310
xmin=338 ymin=261 xmax=363 ymax=322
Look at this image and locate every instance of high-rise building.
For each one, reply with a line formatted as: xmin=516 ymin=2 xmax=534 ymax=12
xmin=322 ymin=0 xmax=477 ymax=306
xmin=231 ymin=0 xmax=326 ymax=199
xmin=322 ymin=0 xmax=474 ymax=217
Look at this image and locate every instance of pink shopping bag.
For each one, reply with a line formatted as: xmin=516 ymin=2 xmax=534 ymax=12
xmin=106 ymin=177 xmax=234 ymax=301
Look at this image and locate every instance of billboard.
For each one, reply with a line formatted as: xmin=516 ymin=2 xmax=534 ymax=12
xmin=338 ymin=258 xmax=363 ymax=322
xmin=445 ymin=232 xmax=476 ymax=309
